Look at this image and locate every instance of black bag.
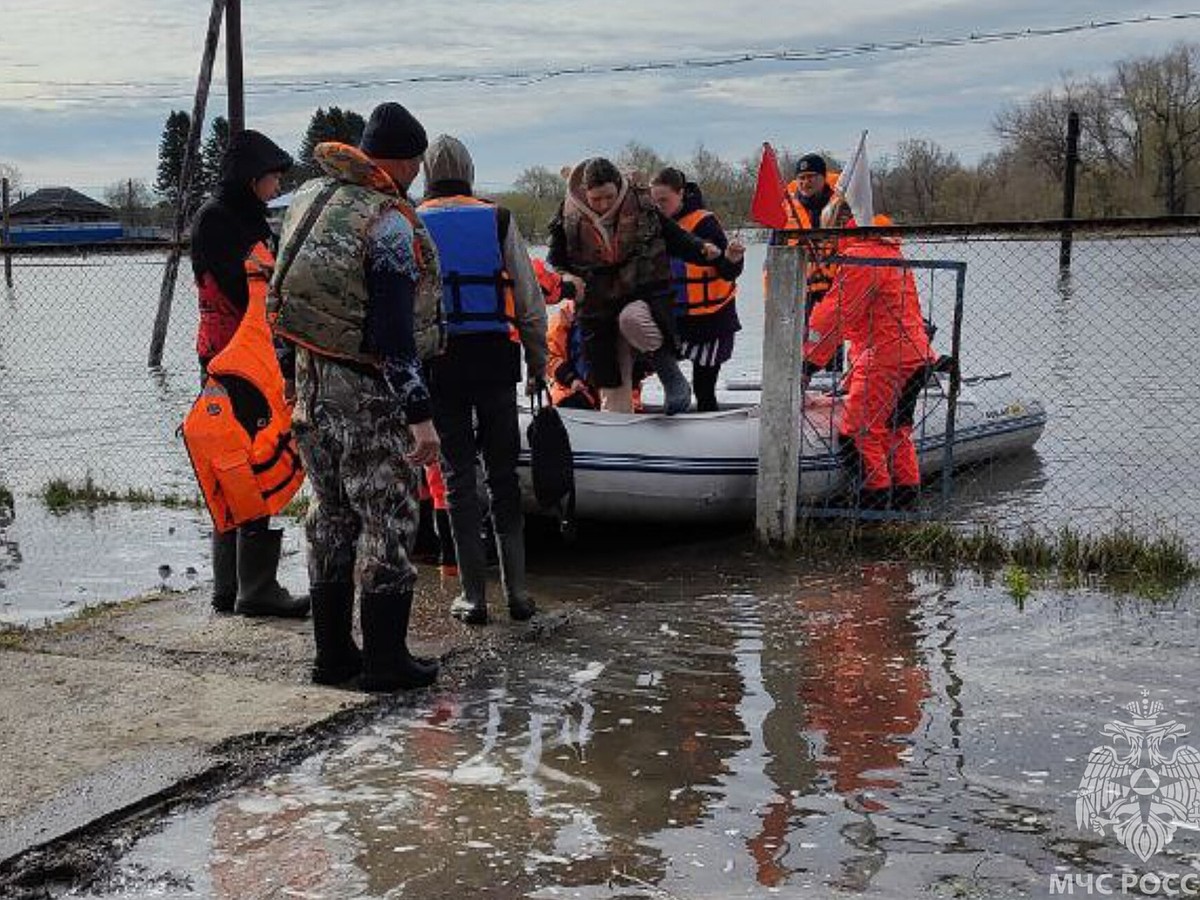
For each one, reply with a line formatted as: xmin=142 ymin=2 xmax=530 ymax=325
xmin=526 ymin=392 xmax=576 ymax=527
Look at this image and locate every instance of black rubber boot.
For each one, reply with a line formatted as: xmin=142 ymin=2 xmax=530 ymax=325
xmin=892 ymin=485 xmax=920 ymax=511
xmin=651 ymin=347 xmax=691 ymax=415
xmin=310 ymin=582 xmax=361 ymax=686
xmin=496 ymin=526 xmax=536 ymax=622
xmin=858 ymin=488 xmax=893 ymax=511
xmin=360 ymin=590 xmax=438 ymax=692
xmin=211 ymin=530 xmax=238 ymax=613
xmin=450 ymin=594 xmax=489 ymax=626
xmin=434 ymin=508 xmax=458 ymax=576
xmin=447 ymin=503 xmax=489 ymax=625
xmin=411 ymin=498 xmax=440 ymax=563
xmin=234 ymin=528 xmax=310 ymax=618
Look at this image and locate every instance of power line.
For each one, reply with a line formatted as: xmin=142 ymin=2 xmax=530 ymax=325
xmin=1 ymin=12 xmax=1196 ymax=104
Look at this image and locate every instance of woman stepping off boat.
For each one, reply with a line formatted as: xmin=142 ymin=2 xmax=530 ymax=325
xmin=548 ymin=157 xmax=742 ymax=415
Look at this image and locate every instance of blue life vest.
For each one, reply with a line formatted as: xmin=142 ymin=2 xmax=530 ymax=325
xmin=417 ymin=200 xmax=515 ymax=337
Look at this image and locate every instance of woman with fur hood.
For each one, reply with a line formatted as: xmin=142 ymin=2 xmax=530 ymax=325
xmin=547 ymin=157 xmax=741 ymax=414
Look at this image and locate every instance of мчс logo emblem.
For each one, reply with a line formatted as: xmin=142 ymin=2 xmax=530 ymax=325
xmin=1075 ymin=691 xmax=1200 ymax=861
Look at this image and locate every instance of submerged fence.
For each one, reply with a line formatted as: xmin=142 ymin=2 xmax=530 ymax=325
xmin=0 ymin=219 xmax=1198 ymax=544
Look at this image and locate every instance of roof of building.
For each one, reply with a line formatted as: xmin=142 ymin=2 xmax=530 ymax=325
xmin=8 ymin=187 xmax=116 ymax=222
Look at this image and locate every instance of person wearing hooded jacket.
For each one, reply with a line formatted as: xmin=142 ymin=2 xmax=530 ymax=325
xmin=548 ymin=158 xmax=740 ymax=415
xmin=416 ymin=134 xmax=548 ymax=627
xmin=649 ymin=167 xmax=746 ymax=412
xmin=189 ymin=129 xmax=309 ymax=619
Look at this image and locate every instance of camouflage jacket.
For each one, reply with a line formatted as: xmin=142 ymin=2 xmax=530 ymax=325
xmin=270 ymin=142 xmax=445 ymax=366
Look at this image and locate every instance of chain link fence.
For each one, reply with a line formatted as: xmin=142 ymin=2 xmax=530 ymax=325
xmin=900 ymin=219 xmax=1200 ymax=540
xmin=0 ymin=220 xmax=1197 ymax=544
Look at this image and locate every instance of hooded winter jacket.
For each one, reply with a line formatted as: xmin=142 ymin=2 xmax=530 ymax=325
xmin=546 ymin=162 xmax=727 ymax=386
xmin=190 ymin=129 xmax=293 ymax=363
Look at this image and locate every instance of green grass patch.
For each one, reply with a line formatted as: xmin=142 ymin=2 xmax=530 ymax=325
xmin=40 ymin=475 xmax=203 ymax=513
xmin=791 ymin=519 xmax=1197 ymax=595
xmin=281 ymin=493 xmax=311 ymax=519
xmin=1002 ymin=565 xmax=1033 ymax=606
xmin=0 ymin=623 xmax=28 ymax=650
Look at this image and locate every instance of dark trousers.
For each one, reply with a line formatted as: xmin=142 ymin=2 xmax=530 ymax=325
xmin=692 ymin=363 xmax=721 ymax=413
xmin=430 ymin=379 xmax=523 ymax=601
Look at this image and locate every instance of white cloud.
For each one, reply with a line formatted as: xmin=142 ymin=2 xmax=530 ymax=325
xmin=2 ymin=0 xmax=1197 ymax=188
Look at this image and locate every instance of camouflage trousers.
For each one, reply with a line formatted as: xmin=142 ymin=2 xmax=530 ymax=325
xmin=292 ymin=348 xmax=420 ymax=594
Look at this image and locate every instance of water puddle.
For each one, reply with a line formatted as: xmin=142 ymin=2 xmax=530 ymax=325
xmin=69 ymin=554 xmax=1200 ymax=898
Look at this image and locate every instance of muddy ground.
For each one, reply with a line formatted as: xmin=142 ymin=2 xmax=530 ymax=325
xmin=0 ymin=575 xmax=573 ymax=899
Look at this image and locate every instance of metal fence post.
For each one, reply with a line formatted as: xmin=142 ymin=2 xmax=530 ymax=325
xmin=756 ymin=242 xmax=806 ymax=548
xmin=1059 ymin=111 xmax=1080 ymax=272
xmin=2 ymin=177 xmax=12 ymax=289
xmin=226 ymin=0 xmax=245 ymax=134
xmin=148 ymin=0 xmax=226 ymax=368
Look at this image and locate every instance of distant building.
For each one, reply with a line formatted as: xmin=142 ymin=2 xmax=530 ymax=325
xmin=5 ymin=187 xmax=123 ymax=245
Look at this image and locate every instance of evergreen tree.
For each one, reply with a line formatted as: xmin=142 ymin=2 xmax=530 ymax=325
xmin=289 ymin=107 xmax=366 ymax=187
xmin=154 ymin=110 xmax=192 ymax=204
xmin=200 ymin=116 xmax=230 ymax=197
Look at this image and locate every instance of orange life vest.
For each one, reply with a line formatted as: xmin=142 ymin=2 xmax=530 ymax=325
xmin=670 ymin=208 xmax=737 ymax=317
xmin=183 ymin=241 xmax=305 ymax=533
xmin=532 ymin=258 xmax=563 ymax=306
xmin=778 ymin=172 xmax=841 ymax=304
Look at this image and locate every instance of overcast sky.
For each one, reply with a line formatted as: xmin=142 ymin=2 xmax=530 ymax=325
xmin=2 ymin=1 xmax=1198 ymax=198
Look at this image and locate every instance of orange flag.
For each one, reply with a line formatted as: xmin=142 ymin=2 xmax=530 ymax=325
xmin=750 ymin=142 xmax=789 ymax=229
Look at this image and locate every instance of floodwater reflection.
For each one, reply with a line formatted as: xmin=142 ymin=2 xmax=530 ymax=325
xmin=74 ymin=554 xmax=1200 ymax=899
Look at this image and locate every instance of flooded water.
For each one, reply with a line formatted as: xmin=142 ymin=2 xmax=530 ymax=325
xmin=1 ymin=236 xmax=1199 ymax=623
xmin=71 ymin=546 xmax=1200 ymax=899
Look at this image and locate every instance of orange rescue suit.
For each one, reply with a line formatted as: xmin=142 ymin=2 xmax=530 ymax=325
xmin=803 ymin=234 xmax=935 ymax=491
xmin=545 ymin=299 xmax=595 ymax=408
xmin=182 ymin=242 xmax=305 ymax=532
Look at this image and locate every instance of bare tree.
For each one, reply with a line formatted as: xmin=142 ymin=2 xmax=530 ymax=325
xmin=617 ymin=141 xmax=669 ymax=180
xmin=513 ymin=165 xmax=566 ymax=202
xmin=0 ymin=162 xmax=23 ymax=195
xmin=103 ymin=179 xmax=156 ymax=228
xmin=877 ymin=139 xmax=962 ymax=221
xmin=1116 ymin=44 xmax=1200 ymax=213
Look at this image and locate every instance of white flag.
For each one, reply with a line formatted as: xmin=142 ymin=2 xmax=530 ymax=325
xmin=839 ymin=130 xmax=873 ymax=225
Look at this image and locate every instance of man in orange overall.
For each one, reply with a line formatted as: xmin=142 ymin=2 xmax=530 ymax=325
xmin=802 ymin=203 xmax=936 ymax=509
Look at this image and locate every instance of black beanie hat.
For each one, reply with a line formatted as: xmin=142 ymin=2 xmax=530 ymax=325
xmin=359 ymin=102 xmax=428 ymax=160
xmin=795 ymin=153 xmax=827 ymax=177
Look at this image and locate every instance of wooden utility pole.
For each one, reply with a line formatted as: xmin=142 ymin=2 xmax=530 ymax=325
xmin=2 ymin=177 xmax=12 ymax=289
xmin=1059 ymin=111 xmax=1081 ymax=271
xmin=755 ymin=243 xmax=806 ymax=548
xmin=226 ymin=0 xmax=245 ymax=134
xmin=148 ymin=0 xmax=226 ymax=368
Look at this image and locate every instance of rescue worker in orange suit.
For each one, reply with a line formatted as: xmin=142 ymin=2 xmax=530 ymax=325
xmin=189 ymin=129 xmax=309 ymax=618
xmin=417 ymin=135 xmax=548 ymax=627
xmin=545 ymin=294 xmax=597 ymax=409
xmin=802 ymin=201 xmax=937 ymax=510
xmin=649 ymin=167 xmax=745 ymax=412
xmin=773 ymin=153 xmax=843 ymax=372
